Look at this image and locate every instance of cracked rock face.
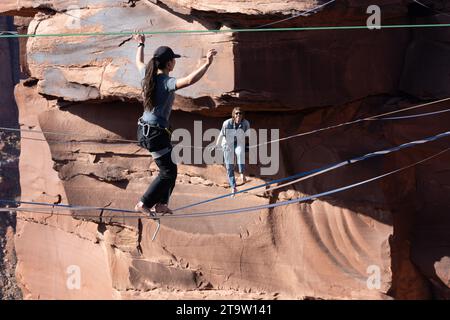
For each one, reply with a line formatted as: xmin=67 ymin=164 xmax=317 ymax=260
xmin=12 ymin=0 xmax=447 ymax=112
xmin=1 ymin=0 xmax=449 ymax=299
xmin=24 ymin=1 xmax=235 ymax=105
xmin=0 ymin=15 xmax=22 ymax=300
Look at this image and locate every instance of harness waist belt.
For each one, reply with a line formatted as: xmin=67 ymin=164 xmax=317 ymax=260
xmin=138 ymin=117 xmax=172 ymax=137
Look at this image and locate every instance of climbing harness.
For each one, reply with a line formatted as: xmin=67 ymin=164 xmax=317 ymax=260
xmin=138 ymin=117 xmax=172 ymax=138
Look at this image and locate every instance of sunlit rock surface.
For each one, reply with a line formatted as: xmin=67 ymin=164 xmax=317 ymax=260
xmin=0 ymin=0 xmax=449 ymax=299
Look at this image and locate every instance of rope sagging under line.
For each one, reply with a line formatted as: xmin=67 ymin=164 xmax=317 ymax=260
xmin=1 ymin=128 xmax=450 ymax=216
xmin=1 ymin=146 xmax=448 ymax=220
xmin=173 ymin=129 xmax=450 ymax=211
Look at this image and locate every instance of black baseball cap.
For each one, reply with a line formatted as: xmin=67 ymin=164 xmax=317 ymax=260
xmin=153 ymin=46 xmax=181 ymax=62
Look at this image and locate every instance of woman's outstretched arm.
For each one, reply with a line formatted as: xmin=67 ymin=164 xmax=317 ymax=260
xmin=176 ymin=49 xmax=217 ymax=90
xmin=133 ymin=33 xmax=146 ymax=72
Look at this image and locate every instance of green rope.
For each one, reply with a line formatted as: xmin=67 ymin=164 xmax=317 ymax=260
xmin=1 ymin=23 xmax=450 ymax=38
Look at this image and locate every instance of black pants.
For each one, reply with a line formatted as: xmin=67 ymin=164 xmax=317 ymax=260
xmin=137 ymin=124 xmax=177 ymax=208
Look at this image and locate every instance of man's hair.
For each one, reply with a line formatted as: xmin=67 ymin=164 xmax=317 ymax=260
xmin=232 ymin=107 xmax=244 ymax=119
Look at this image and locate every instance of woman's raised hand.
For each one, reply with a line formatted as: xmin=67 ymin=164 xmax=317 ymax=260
xmin=133 ymin=29 xmax=145 ymax=45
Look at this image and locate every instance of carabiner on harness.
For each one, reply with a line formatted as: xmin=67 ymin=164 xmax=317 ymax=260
xmin=142 ymin=123 xmax=150 ymax=137
xmin=138 ymin=118 xmax=151 ymax=137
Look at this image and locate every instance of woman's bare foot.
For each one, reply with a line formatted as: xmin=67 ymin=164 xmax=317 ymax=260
xmin=231 ymin=187 xmax=238 ymax=197
xmin=240 ymin=174 xmax=247 ymax=184
xmin=155 ymin=203 xmax=173 ymax=215
xmin=134 ymin=201 xmax=156 ymax=217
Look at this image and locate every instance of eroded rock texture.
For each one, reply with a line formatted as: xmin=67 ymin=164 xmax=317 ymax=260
xmin=0 ymin=16 xmax=22 ymax=299
xmin=0 ymin=0 xmax=449 ymax=299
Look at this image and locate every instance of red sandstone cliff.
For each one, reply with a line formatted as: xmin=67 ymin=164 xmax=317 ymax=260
xmin=0 ymin=0 xmax=449 ymax=299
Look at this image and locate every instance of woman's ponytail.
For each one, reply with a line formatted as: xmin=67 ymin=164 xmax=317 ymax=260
xmin=142 ymin=58 xmax=159 ymax=111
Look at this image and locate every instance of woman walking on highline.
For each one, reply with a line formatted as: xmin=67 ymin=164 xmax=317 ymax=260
xmin=133 ymin=33 xmax=217 ymax=215
xmin=215 ymin=107 xmax=250 ymax=195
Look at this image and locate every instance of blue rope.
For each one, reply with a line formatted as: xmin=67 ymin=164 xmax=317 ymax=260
xmin=166 ymin=147 xmax=450 ymax=218
xmin=172 ymin=165 xmax=332 ymax=211
xmin=2 ymin=146 xmax=448 ymax=219
xmin=0 ymin=98 xmax=449 ymax=147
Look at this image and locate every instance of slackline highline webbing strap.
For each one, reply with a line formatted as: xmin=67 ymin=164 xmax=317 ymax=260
xmin=3 ymin=23 xmax=450 ymax=39
xmin=173 ymin=129 xmax=450 ymax=211
xmin=243 ymin=110 xmax=450 ymax=194
xmin=167 ymin=147 xmax=450 ymax=218
xmin=0 ymin=0 xmax=337 ymax=38
xmin=1 ymin=97 xmax=450 ymax=147
xmin=1 ymin=146 xmax=448 ymax=219
xmin=1 ymin=129 xmax=449 ymax=216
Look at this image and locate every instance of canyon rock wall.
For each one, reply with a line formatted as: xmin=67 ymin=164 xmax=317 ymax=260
xmin=0 ymin=16 xmax=22 ymax=299
xmin=1 ymin=0 xmax=449 ymax=299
